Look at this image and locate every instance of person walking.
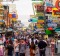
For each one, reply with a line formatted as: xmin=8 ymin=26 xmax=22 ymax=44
xmin=38 ymin=38 xmax=47 ymax=56
xmin=30 ymin=42 xmax=36 ymax=56
xmin=6 ymin=39 xmax=14 ymax=56
xmin=19 ymin=39 xmax=26 ymax=56
xmin=14 ymin=39 xmax=20 ymax=56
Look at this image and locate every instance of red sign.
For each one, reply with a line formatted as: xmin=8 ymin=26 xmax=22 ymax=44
xmin=55 ymin=0 xmax=60 ymax=9
xmin=53 ymin=10 xmax=60 ymax=15
xmin=46 ymin=7 xmax=52 ymax=12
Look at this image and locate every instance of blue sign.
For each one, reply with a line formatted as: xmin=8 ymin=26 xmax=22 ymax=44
xmin=47 ymin=23 xmax=57 ymax=27
xmin=47 ymin=20 xmax=52 ymax=23
xmin=46 ymin=2 xmax=53 ymax=7
xmin=12 ymin=14 xmax=16 ymax=18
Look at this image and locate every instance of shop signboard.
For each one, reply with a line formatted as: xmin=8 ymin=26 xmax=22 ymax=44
xmin=30 ymin=15 xmax=37 ymax=18
xmin=38 ymin=16 xmax=44 ymax=19
xmin=47 ymin=20 xmax=52 ymax=23
xmin=46 ymin=7 xmax=52 ymax=13
xmin=47 ymin=23 xmax=57 ymax=27
xmin=45 ymin=29 xmax=52 ymax=35
xmin=46 ymin=2 xmax=53 ymax=7
xmin=37 ymin=20 xmax=44 ymax=23
xmin=55 ymin=0 xmax=60 ymax=9
xmin=12 ymin=18 xmax=16 ymax=21
xmin=9 ymin=4 xmax=16 ymax=13
xmin=52 ymin=20 xmax=59 ymax=23
xmin=36 ymin=12 xmax=44 ymax=16
xmin=52 ymin=8 xmax=59 ymax=17
xmin=36 ymin=5 xmax=44 ymax=12
xmin=12 ymin=14 xmax=16 ymax=18
xmin=32 ymin=2 xmax=44 ymax=15
xmin=36 ymin=23 xmax=43 ymax=28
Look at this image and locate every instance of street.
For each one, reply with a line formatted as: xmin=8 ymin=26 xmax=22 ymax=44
xmin=25 ymin=46 xmax=60 ymax=56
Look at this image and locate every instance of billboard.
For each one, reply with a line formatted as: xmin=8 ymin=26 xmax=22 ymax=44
xmin=52 ymin=8 xmax=60 ymax=17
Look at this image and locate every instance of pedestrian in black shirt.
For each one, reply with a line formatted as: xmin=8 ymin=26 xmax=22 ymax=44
xmin=6 ymin=40 xmax=14 ymax=56
xmin=38 ymin=39 xmax=47 ymax=56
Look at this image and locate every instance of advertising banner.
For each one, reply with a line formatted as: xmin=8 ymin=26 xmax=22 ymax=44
xmin=47 ymin=23 xmax=57 ymax=27
xmin=52 ymin=8 xmax=59 ymax=17
xmin=37 ymin=20 xmax=44 ymax=23
xmin=55 ymin=0 xmax=60 ymax=9
xmin=36 ymin=12 xmax=44 ymax=16
xmin=46 ymin=2 xmax=53 ymax=7
xmin=32 ymin=2 xmax=44 ymax=15
xmin=46 ymin=7 xmax=52 ymax=13
xmin=36 ymin=23 xmax=43 ymax=28
xmin=9 ymin=4 xmax=16 ymax=13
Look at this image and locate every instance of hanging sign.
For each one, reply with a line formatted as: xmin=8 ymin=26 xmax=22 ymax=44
xmin=12 ymin=14 xmax=16 ymax=18
xmin=47 ymin=23 xmax=57 ymax=27
xmin=12 ymin=18 xmax=17 ymax=21
xmin=52 ymin=8 xmax=60 ymax=17
xmin=36 ymin=12 xmax=44 ymax=16
xmin=55 ymin=0 xmax=60 ymax=9
xmin=9 ymin=4 xmax=16 ymax=13
xmin=37 ymin=20 xmax=44 ymax=23
xmin=46 ymin=7 xmax=52 ymax=13
xmin=53 ymin=10 xmax=60 ymax=15
xmin=32 ymin=2 xmax=44 ymax=15
xmin=36 ymin=5 xmax=44 ymax=12
xmin=46 ymin=2 xmax=53 ymax=7
xmin=8 ymin=14 xmax=12 ymax=18
xmin=38 ymin=16 xmax=44 ymax=19
xmin=36 ymin=23 xmax=43 ymax=28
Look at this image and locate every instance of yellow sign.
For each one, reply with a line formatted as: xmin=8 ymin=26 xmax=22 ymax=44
xmin=12 ymin=18 xmax=17 ymax=21
xmin=53 ymin=20 xmax=59 ymax=23
xmin=44 ymin=35 xmax=48 ymax=39
xmin=37 ymin=20 xmax=44 ymax=23
xmin=36 ymin=12 xmax=44 ymax=16
xmin=52 ymin=8 xmax=60 ymax=17
xmin=30 ymin=15 xmax=37 ymax=18
xmin=36 ymin=24 xmax=43 ymax=28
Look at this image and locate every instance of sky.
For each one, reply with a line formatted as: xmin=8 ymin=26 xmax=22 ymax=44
xmin=14 ymin=0 xmax=34 ymax=27
xmin=2 ymin=0 xmax=34 ymax=27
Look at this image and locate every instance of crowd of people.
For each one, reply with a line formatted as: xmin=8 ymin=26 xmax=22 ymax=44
xmin=0 ymin=33 xmax=57 ymax=56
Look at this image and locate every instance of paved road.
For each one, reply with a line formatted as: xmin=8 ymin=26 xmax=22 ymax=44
xmin=4 ymin=46 xmax=60 ymax=56
xmin=25 ymin=46 xmax=60 ymax=56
